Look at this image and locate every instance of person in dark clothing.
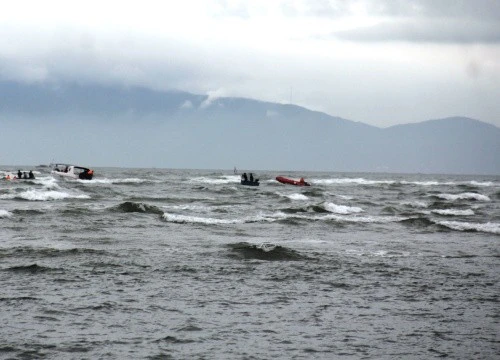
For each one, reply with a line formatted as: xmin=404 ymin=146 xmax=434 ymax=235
xmin=241 ymin=173 xmax=248 ymax=182
xmin=29 ymin=170 xmax=35 ymax=179
xmin=249 ymin=173 xmax=254 ymax=182
xmin=17 ymin=170 xmax=22 ymax=179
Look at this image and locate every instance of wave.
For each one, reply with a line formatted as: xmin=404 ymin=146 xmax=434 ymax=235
xmin=162 ymin=209 xmax=409 ymax=226
xmin=470 ymin=181 xmax=496 ymax=187
xmin=322 ymin=214 xmax=406 ymax=224
xmin=435 ymin=193 xmax=491 ymax=202
xmin=431 ymin=209 xmax=475 ymax=216
xmin=313 ymin=178 xmax=395 ymax=186
xmin=113 ymin=201 xmax=164 ymax=215
xmin=324 ymin=202 xmax=363 ymax=214
xmin=189 ymin=175 xmax=239 ymax=185
xmin=162 ymin=213 xmax=244 ymax=225
xmin=312 ymin=178 xmax=464 ymax=187
xmin=82 ymin=178 xmax=154 ymax=185
xmin=226 ymin=242 xmax=307 ymax=261
xmin=437 ymin=221 xmax=500 ymax=235
xmin=3 ymin=263 xmax=56 ymax=273
xmin=401 ymin=200 xmax=429 ymax=208
xmin=1 ymin=246 xmax=108 ymax=258
xmin=285 ymin=193 xmax=309 ymax=201
xmin=0 ymin=209 xmax=13 ymax=218
xmin=310 ymin=177 xmax=499 ymax=188
xmin=400 ymin=217 xmax=436 ymax=228
xmin=0 ymin=189 xmax=90 ymax=201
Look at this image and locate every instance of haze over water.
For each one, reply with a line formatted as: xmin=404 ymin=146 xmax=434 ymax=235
xmin=1 ymin=167 xmax=499 ymax=359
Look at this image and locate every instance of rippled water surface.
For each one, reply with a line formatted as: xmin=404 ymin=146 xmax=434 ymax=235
xmin=1 ymin=167 xmax=499 ymax=359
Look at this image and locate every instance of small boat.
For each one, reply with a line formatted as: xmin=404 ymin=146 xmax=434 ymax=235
xmin=51 ymin=163 xmax=94 ymax=180
xmin=241 ymin=179 xmax=259 ymax=186
xmin=276 ymin=176 xmax=310 ymax=186
xmin=240 ymin=172 xmax=259 ymax=186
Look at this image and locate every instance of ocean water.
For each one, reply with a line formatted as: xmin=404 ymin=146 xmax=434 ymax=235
xmin=1 ymin=167 xmax=499 ymax=359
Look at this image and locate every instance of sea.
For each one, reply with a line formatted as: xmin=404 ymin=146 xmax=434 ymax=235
xmin=1 ymin=167 xmax=499 ymax=359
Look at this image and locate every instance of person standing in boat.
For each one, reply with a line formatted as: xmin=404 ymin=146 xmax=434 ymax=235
xmin=17 ymin=170 xmax=22 ymax=179
xmin=29 ymin=170 xmax=35 ymax=179
xmin=241 ymin=173 xmax=248 ymax=182
xmin=249 ymin=173 xmax=254 ymax=182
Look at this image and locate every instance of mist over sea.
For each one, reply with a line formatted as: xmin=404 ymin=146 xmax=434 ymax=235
xmin=1 ymin=167 xmax=499 ymax=359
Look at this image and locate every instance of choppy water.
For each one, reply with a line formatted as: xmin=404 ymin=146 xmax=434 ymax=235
xmin=1 ymin=167 xmax=499 ymax=359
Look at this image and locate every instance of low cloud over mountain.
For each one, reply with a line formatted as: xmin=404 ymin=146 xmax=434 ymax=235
xmin=1 ymin=82 xmax=498 ymax=174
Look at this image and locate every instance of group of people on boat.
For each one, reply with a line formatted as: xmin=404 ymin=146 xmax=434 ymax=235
xmin=241 ymin=172 xmax=259 ymax=184
xmin=53 ymin=165 xmax=69 ymax=173
xmin=4 ymin=170 xmax=35 ymax=180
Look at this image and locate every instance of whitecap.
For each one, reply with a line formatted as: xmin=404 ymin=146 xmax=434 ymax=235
xmin=432 ymin=209 xmax=475 ymax=216
xmin=437 ymin=221 xmax=500 ymax=234
xmin=14 ymin=189 xmax=90 ymax=201
xmin=436 ymin=193 xmax=490 ymax=201
xmin=335 ymin=194 xmax=354 ymax=200
xmin=314 ymin=178 xmax=395 ymax=185
xmin=85 ymin=178 xmax=150 ymax=184
xmin=322 ymin=214 xmax=406 ymax=223
xmin=0 ymin=209 xmax=13 ymax=218
xmin=162 ymin=213 xmax=243 ymax=224
xmin=286 ymin=193 xmax=308 ymax=201
xmin=257 ymin=243 xmax=277 ymax=252
xmin=401 ymin=200 xmax=429 ymax=208
xmin=189 ymin=176 xmax=239 ymax=185
xmin=470 ymin=181 xmax=495 ymax=187
xmin=324 ymin=202 xmax=363 ymax=214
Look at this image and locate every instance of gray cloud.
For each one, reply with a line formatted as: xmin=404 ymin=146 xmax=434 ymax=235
xmin=303 ymin=0 xmax=500 ymax=44
xmin=0 ymin=0 xmax=499 ymax=128
xmin=335 ymin=19 xmax=500 ymax=44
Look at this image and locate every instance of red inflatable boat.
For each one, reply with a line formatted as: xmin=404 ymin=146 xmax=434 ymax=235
xmin=276 ymin=176 xmax=311 ymax=186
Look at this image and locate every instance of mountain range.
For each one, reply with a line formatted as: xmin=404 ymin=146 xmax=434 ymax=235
xmin=1 ymin=81 xmax=499 ymax=175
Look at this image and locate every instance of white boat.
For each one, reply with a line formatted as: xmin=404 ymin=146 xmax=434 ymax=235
xmin=51 ymin=163 xmax=94 ymax=180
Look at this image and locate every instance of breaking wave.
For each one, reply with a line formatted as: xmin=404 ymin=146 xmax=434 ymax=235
xmin=0 ymin=189 xmax=90 ymax=201
xmin=83 ymin=178 xmax=153 ymax=185
xmin=431 ymin=209 xmax=475 ymax=216
xmin=189 ymin=175 xmax=239 ymax=185
xmin=313 ymin=178 xmax=395 ymax=186
xmin=324 ymin=202 xmax=363 ymax=214
xmin=437 ymin=221 xmax=500 ymax=234
xmin=163 ymin=213 xmax=244 ymax=225
xmin=285 ymin=193 xmax=309 ymax=201
xmin=0 ymin=209 xmax=13 ymax=218
xmin=435 ymin=193 xmax=490 ymax=202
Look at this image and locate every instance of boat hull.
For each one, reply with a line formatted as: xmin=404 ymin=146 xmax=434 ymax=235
xmin=276 ymin=176 xmax=310 ymax=186
xmin=241 ymin=180 xmax=259 ymax=186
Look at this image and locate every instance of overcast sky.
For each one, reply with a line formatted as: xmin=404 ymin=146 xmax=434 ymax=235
xmin=1 ymin=0 xmax=499 ymax=127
